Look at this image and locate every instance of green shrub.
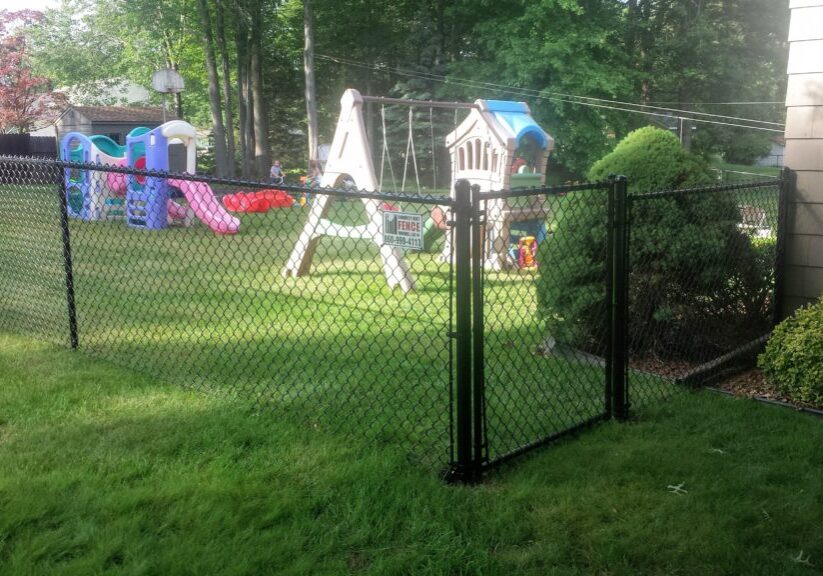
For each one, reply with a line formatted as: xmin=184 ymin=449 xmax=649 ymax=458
xmin=759 ymin=299 xmax=823 ymax=407
xmin=537 ymin=126 xmax=771 ymax=360
xmin=588 ymin=126 xmax=713 ymax=191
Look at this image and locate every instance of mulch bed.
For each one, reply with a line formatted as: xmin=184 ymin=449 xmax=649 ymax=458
xmin=631 ymin=355 xmax=823 ymax=413
xmin=716 ymin=369 xmax=823 ymax=413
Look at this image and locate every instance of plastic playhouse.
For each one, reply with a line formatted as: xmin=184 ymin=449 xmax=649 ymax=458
xmin=61 ymin=120 xmax=239 ymax=235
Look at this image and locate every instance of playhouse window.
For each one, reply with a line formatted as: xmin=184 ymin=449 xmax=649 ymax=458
xmin=458 ymin=147 xmax=465 ymax=171
xmin=466 ymin=142 xmax=473 ymax=170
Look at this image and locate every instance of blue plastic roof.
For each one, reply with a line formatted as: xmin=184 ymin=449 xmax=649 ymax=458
xmin=485 ymin=100 xmax=530 ymax=114
xmin=492 ymin=110 xmax=549 ymax=149
xmin=483 ymin=100 xmax=549 ymax=149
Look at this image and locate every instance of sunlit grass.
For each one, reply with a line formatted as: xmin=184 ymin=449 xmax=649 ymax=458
xmin=0 ymin=333 xmax=821 ymax=575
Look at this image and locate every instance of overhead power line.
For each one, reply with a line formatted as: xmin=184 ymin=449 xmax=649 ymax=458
xmin=647 ymin=101 xmax=784 ymax=106
xmin=316 ymin=54 xmax=786 ymax=133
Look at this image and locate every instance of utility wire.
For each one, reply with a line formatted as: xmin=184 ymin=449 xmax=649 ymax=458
xmin=317 ymin=54 xmax=786 ymax=131
xmin=647 ymin=101 xmax=784 ymax=105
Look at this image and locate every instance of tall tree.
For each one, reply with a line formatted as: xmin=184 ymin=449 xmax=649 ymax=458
xmin=303 ymin=0 xmax=318 ymax=164
xmin=195 ymin=0 xmax=229 ymax=176
xmin=215 ymin=0 xmax=235 ymax=176
xmin=249 ymin=0 xmax=270 ymax=176
xmin=234 ymin=0 xmax=255 ymax=177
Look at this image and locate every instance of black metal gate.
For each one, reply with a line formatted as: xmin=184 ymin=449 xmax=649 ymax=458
xmin=446 ymin=178 xmax=629 ymax=480
xmin=445 ymin=172 xmax=788 ymax=481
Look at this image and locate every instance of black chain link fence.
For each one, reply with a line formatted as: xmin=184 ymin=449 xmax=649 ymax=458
xmin=1 ymin=156 xmax=455 ymax=469
xmin=0 ymin=156 xmax=789 ymax=479
xmin=626 ymin=179 xmax=786 ymax=408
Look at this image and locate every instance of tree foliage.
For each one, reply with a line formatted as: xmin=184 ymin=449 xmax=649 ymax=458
xmin=0 ymin=10 xmax=60 ymax=133
xmin=18 ymin=0 xmax=789 ymax=176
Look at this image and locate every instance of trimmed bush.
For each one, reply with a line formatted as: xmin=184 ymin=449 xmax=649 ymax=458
xmin=537 ymin=127 xmax=771 ymax=360
xmin=588 ymin=126 xmax=713 ymax=191
xmin=759 ymin=299 xmax=823 ymax=407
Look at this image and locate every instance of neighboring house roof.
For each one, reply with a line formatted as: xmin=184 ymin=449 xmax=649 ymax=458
xmin=69 ymin=106 xmax=176 ymax=124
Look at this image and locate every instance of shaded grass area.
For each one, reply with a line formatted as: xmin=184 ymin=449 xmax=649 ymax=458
xmin=1 ymin=333 xmax=821 ymax=575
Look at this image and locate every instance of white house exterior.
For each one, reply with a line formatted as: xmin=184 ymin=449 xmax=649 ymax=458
xmin=783 ymin=0 xmax=823 ymax=312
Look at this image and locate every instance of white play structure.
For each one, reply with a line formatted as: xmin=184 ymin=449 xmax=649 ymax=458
xmin=443 ymin=99 xmax=554 ymax=269
xmin=282 ymin=88 xmax=554 ymax=290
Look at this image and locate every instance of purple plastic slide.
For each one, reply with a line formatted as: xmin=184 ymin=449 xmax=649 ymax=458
xmin=168 ymin=178 xmax=240 ymax=235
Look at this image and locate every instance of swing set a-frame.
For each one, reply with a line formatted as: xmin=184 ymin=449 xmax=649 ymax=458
xmin=282 ymin=88 xmax=554 ymax=292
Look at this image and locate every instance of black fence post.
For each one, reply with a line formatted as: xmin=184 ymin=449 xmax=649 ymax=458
xmin=447 ymin=178 xmax=480 ymax=483
xmin=470 ymin=183 xmax=487 ymax=469
xmin=773 ymin=167 xmax=793 ymax=326
xmin=605 ymin=178 xmax=615 ymax=419
xmin=609 ymin=176 xmax=629 ymax=420
xmin=56 ymin=166 xmax=79 ymax=349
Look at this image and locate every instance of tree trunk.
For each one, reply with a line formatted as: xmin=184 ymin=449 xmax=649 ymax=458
xmin=196 ymin=0 xmax=229 ymax=176
xmin=215 ymin=0 xmax=235 ymax=176
xmin=303 ymin=0 xmax=318 ymax=164
xmin=245 ymin=69 xmax=255 ymax=176
xmin=250 ymin=0 xmax=270 ymax=177
xmin=235 ymin=2 xmax=252 ymax=178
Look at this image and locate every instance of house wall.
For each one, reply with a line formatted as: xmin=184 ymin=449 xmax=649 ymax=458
xmin=783 ymin=0 xmax=823 ymax=313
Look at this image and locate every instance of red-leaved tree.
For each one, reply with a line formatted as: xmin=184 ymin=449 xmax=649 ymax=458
xmin=0 ymin=10 xmax=55 ymax=134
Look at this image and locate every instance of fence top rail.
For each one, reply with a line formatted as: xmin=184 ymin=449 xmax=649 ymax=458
xmin=631 ymin=178 xmax=781 ymax=201
xmin=479 ymin=180 xmax=612 ymax=200
xmin=0 ymin=154 xmax=453 ymax=206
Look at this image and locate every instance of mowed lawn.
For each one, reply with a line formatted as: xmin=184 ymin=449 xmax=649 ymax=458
xmin=1 ymin=333 xmax=822 ymax=575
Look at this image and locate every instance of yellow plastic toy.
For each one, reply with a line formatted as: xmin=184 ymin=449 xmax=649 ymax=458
xmin=518 ymin=236 xmax=538 ymax=270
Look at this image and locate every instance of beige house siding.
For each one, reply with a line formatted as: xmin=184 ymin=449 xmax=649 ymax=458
xmin=783 ymin=0 xmax=823 ymax=313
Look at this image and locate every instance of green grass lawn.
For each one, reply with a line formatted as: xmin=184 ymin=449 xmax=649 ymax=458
xmin=709 ymin=161 xmax=782 ymax=182
xmin=1 ymin=332 xmax=821 ymax=575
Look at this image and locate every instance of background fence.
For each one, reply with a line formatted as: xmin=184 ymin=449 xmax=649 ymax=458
xmin=0 ymin=157 xmax=788 ymax=480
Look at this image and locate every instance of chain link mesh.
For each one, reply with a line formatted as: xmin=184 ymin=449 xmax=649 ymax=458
xmin=627 ymin=180 xmax=782 ymax=407
xmin=0 ymin=159 xmax=69 ymax=345
xmin=0 ymin=156 xmax=787 ymax=475
xmin=478 ymin=183 xmax=612 ymax=464
xmin=0 ymin=156 xmax=454 ymax=469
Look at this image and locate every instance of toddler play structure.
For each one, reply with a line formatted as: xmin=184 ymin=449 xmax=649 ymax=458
xmin=61 ymin=120 xmax=239 ymax=235
xmin=282 ymin=88 xmax=554 ymax=290
xmin=443 ymin=100 xmax=553 ymax=269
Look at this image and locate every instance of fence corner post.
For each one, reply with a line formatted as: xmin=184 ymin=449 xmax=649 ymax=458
xmin=446 ymin=178 xmax=481 ymax=483
xmin=773 ymin=167 xmax=794 ymax=326
xmin=56 ymin=164 xmax=78 ymax=349
xmin=608 ymin=175 xmax=629 ymax=421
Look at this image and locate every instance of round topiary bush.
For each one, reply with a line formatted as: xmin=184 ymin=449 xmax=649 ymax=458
xmin=588 ymin=126 xmax=713 ymax=191
xmin=537 ymin=126 xmax=766 ymax=360
xmin=758 ymin=299 xmax=823 ymax=407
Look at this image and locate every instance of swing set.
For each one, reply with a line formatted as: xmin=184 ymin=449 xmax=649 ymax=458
xmin=282 ymin=88 xmax=554 ymax=291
